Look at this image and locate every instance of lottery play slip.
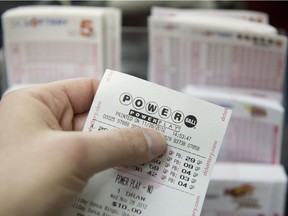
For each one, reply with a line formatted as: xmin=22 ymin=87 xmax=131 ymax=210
xmin=64 ymin=70 xmax=232 ymax=216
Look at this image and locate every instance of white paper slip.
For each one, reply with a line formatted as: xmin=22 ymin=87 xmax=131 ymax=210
xmin=63 ymin=70 xmax=232 ymax=216
xmin=151 ymin=6 xmax=269 ymax=24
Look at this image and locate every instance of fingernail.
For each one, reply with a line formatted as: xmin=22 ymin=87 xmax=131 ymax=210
xmin=142 ymin=129 xmax=166 ymax=157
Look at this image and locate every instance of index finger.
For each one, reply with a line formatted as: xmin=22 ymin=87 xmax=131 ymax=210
xmin=42 ymin=78 xmax=100 ymax=115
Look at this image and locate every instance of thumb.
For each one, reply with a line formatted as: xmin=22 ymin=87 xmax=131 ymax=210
xmin=66 ymin=128 xmax=166 ymax=176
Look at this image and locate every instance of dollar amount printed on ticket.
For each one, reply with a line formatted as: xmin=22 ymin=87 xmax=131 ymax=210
xmin=64 ymin=70 xmax=232 ymax=216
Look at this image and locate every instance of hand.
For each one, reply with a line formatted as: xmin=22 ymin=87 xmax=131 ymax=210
xmin=0 ymin=78 xmax=166 ymax=216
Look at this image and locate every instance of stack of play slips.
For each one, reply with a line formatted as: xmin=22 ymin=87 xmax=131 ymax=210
xmin=202 ymin=162 xmax=287 ymax=216
xmin=149 ymin=7 xmax=287 ymax=164
xmin=2 ymin=5 xmax=121 ymax=87
xmin=149 ymin=7 xmax=288 ymax=216
xmin=148 ymin=7 xmax=287 ymax=95
xmin=183 ymin=85 xmax=284 ymax=164
xmin=151 ymin=6 xmax=269 ymax=23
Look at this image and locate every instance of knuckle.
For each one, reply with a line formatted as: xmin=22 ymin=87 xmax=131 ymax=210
xmin=117 ymin=128 xmax=149 ymax=159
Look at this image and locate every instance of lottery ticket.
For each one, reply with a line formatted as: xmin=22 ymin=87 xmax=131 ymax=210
xmin=63 ymin=70 xmax=232 ymax=216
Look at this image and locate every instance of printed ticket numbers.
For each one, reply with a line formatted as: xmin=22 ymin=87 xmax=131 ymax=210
xmin=63 ymin=70 xmax=232 ymax=216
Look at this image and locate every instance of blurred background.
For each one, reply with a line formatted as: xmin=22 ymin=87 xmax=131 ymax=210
xmin=2 ymin=0 xmax=287 ymax=165
xmin=1 ymin=1 xmax=288 ymax=79
xmin=0 ymin=1 xmax=288 ymax=216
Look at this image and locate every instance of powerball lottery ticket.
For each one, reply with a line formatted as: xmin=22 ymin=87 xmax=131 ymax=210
xmin=63 ymin=69 xmax=232 ymax=216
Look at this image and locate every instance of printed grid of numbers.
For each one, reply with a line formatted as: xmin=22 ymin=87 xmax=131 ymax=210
xmin=150 ymin=28 xmax=286 ymax=92
xmin=9 ymin=42 xmax=100 ymax=84
xmin=185 ymin=39 xmax=285 ymax=91
xmin=118 ymin=146 xmax=204 ymax=196
xmin=218 ymin=117 xmax=278 ymax=163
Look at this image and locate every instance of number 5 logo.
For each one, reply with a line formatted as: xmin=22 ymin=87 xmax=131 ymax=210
xmin=80 ymin=19 xmax=93 ymax=37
